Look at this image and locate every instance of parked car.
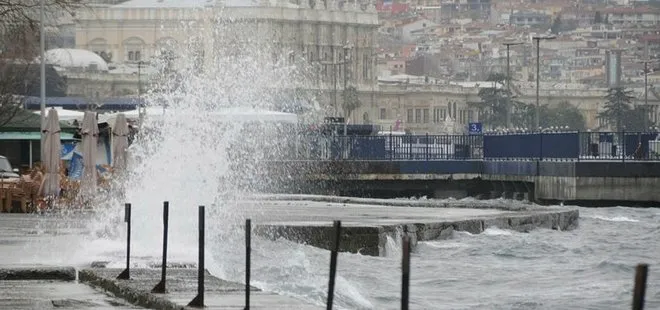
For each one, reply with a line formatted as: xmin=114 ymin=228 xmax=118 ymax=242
xmin=0 ymin=155 xmax=20 ymax=179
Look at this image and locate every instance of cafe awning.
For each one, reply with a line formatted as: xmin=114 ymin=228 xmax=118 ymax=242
xmin=0 ymin=132 xmax=76 ymax=141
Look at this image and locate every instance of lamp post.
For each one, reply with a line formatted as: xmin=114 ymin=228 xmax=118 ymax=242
xmin=39 ymin=0 xmax=46 ymax=162
xmin=502 ymin=42 xmax=523 ymax=128
xmin=533 ymin=35 xmax=556 ymax=130
xmin=137 ymin=61 xmax=144 ymax=128
xmin=639 ymin=59 xmax=651 ymax=129
xmin=342 ymin=43 xmax=353 ymax=136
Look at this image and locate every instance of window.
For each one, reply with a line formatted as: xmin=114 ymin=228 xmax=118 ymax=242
xmin=433 ymin=108 xmax=439 ymax=123
xmin=128 ymin=51 xmax=134 ymax=61
xmin=407 ymin=109 xmax=414 ymax=123
xmin=415 ymin=109 xmax=422 ymax=123
xmin=380 ymin=108 xmax=387 ymax=120
xmin=423 ymin=109 xmax=429 ymax=123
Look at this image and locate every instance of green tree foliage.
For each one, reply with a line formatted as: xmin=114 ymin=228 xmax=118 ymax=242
xmin=550 ymin=15 xmax=562 ymax=34
xmin=598 ymin=87 xmax=649 ymax=132
xmin=594 ymin=11 xmax=602 ymax=24
xmin=471 ymin=73 xmax=513 ymax=129
xmin=341 ymin=85 xmax=361 ymax=121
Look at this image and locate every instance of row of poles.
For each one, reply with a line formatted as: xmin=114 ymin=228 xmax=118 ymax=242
xmin=115 ymin=202 xmax=413 ymax=309
xmin=114 ymin=202 xmax=648 ymax=310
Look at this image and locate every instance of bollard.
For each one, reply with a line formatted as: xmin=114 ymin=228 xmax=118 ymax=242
xmin=326 ymin=220 xmax=342 ymax=310
xmin=117 ymin=203 xmax=131 ymax=280
xmin=188 ymin=206 xmax=205 ymax=308
xmin=152 ymin=201 xmax=169 ymax=293
xmin=401 ymin=234 xmax=410 ymax=310
xmin=245 ymin=219 xmax=251 ymax=310
xmin=632 ymin=264 xmax=649 ymax=310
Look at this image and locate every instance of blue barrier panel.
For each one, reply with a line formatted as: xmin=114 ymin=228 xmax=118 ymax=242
xmin=541 ymin=132 xmax=579 ymax=159
xmin=624 ymin=133 xmax=656 ymax=159
xmin=484 ymin=134 xmax=541 ymax=159
xmin=350 ymin=137 xmax=386 ymax=160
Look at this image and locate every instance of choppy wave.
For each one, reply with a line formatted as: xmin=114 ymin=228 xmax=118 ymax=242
xmin=587 ymin=215 xmax=640 ymax=223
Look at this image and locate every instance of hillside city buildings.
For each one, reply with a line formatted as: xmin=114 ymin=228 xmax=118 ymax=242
xmin=31 ymin=0 xmax=660 ymax=133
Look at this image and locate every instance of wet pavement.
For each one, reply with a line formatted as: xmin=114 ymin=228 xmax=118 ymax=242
xmin=80 ymin=268 xmax=321 ymax=309
xmin=0 ymin=280 xmax=143 ymax=309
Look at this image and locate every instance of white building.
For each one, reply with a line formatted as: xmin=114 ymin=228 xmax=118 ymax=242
xmin=73 ymin=0 xmax=380 ymax=103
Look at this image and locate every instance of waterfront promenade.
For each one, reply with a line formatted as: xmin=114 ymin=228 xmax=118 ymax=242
xmin=0 ymin=196 xmax=578 ymax=309
xmin=266 ymin=131 xmax=660 ymax=205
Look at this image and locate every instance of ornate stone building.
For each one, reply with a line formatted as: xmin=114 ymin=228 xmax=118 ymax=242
xmin=73 ymin=0 xmax=380 ymax=114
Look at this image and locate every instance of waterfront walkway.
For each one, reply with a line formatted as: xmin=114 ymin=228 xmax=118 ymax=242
xmin=0 ymin=196 xmax=579 ymax=309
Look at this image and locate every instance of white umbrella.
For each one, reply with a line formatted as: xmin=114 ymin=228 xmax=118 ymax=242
xmin=81 ymin=111 xmax=98 ymax=195
xmin=112 ymin=113 xmax=129 ymax=171
xmin=41 ymin=109 xmax=61 ymax=197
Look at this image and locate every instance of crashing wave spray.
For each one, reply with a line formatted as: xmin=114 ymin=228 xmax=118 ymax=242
xmin=83 ymin=10 xmax=320 ymax=263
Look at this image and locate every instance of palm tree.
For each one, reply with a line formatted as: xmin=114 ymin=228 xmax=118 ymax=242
xmin=599 ymin=87 xmax=634 ymax=132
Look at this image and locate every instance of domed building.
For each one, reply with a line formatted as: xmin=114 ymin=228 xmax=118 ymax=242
xmin=43 ymin=48 xmax=110 ymax=72
xmin=73 ymin=0 xmax=380 ymax=120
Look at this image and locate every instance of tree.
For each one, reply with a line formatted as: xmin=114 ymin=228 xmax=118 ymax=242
xmin=470 ymin=73 xmax=518 ymax=129
xmin=550 ymin=15 xmax=562 ymax=35
xmin=543 ymin=101 xmax=586 ymax=130
xmin=599 ymin=87 xmax=634 ymax=132
xmin=341 ymin=85 xmax=361 ymax=123
xmin=594 ymin=11 xmax=603 ymax=24
xmin=0 ymin=0 xmax=82 ymax=128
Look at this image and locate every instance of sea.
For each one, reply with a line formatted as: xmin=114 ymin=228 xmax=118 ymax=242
xmin=38 ymin=202 xmax=656 ymax=310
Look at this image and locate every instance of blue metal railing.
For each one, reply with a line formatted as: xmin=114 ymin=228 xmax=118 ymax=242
xmin=287 ymin=131 xmax=660 ymax=161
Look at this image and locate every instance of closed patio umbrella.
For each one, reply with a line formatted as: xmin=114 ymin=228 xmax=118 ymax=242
xmin=112 ymin=113 xmax=129 ymax=171
xmin=81 ymin=111 xmax=98 ymax=196
xmin=41 ymin=108 xmax=61 ymax=197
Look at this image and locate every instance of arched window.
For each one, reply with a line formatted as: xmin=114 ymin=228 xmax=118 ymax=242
xmin=123 ymin=37 xmax=145 ymax=63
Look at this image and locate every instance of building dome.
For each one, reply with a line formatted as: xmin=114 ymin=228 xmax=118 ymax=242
xmin=42 ymin=48 xmax=109 ymax=72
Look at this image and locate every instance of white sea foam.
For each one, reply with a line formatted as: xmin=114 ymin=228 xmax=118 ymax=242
xmin=587 ymin=215 xmax=640 ymax=223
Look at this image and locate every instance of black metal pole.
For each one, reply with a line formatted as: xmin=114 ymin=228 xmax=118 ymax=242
xmin=188 ymin=206 xmax=205 ymax=308
xmin=535 ymin=37 xmax=540 ymax=130
xmin=401 ymin=234 xmax=410 ymax=310
xmin=245 ymin=219 xmax=251 ymax=310
xmin=326 ymin=220 xmax=342 ymax=310
xmin=152 ymin=201 xmax=169 ymax=293
xmin=117 ymin=203 xmax=131 ymax=280
xmin=632 ymin=264 xmax=648 ymax=310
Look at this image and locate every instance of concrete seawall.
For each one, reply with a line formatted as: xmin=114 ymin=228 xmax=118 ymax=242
xmin=242 ymin=196 xmax=579 ymax=256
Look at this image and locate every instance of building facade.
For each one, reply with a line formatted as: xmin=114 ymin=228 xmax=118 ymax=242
xmin=73 ymin=0 xmax=380 ymax=115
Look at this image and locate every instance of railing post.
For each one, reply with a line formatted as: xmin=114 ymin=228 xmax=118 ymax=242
xmin=632 ymin=264 xmax=648 ymax=310
xmin=576 ymin=131 xmax=581 ymax=162
xmin=245 ymin=219 xmax=251 ymax=310
xmin=151 ymin=201 xmax=169 ymax=293
xmin=326 ymin=220 xmax=341 ymax=310
xmin=389 ymin=132 xmax=393 ymax=160
xmin=117 ymin=203 xmax=131 ymax=280
xmin=622 ymin=129 xmax=626 ymax=163
xmin=401 ymin=232 xmax=410 ymax=310
xmin=188 ymin=206 xmax=205 ymax=308
xmin=539 ymin=131 xmax=544 ymax=161
xmin=425 ymin=133 xmax=429 ymax=161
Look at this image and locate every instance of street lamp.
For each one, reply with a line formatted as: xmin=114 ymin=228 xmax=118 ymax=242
xmin=39 ymin=0 xmax=46 ymax=162
xmin=137 ymin=61 xmax=144 ymax=128
xmin=533 ymin=35 xmax=555 ymax=130
xmin=502 ymin=41 xmax=523 ymax=128
xmin=638 ymin=59 xmax=652 ymax=129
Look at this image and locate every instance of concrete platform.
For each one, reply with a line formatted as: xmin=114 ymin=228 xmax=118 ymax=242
xmin=231 ymin=198 xmax=579 ymax=256
xmin=79 ymin=268 xmax=320 ymax=310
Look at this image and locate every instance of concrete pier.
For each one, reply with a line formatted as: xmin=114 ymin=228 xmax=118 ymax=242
xmin=236 ymin=196 xmax=579 ymax=256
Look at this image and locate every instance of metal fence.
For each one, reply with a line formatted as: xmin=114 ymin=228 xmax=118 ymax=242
xmin=483 ymin=131 xmax=660 ymax=161
xmin=286 ymin=132 xmax=660 ymax=161
xmin=293 ymin=134 xmax=483 ymax=160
